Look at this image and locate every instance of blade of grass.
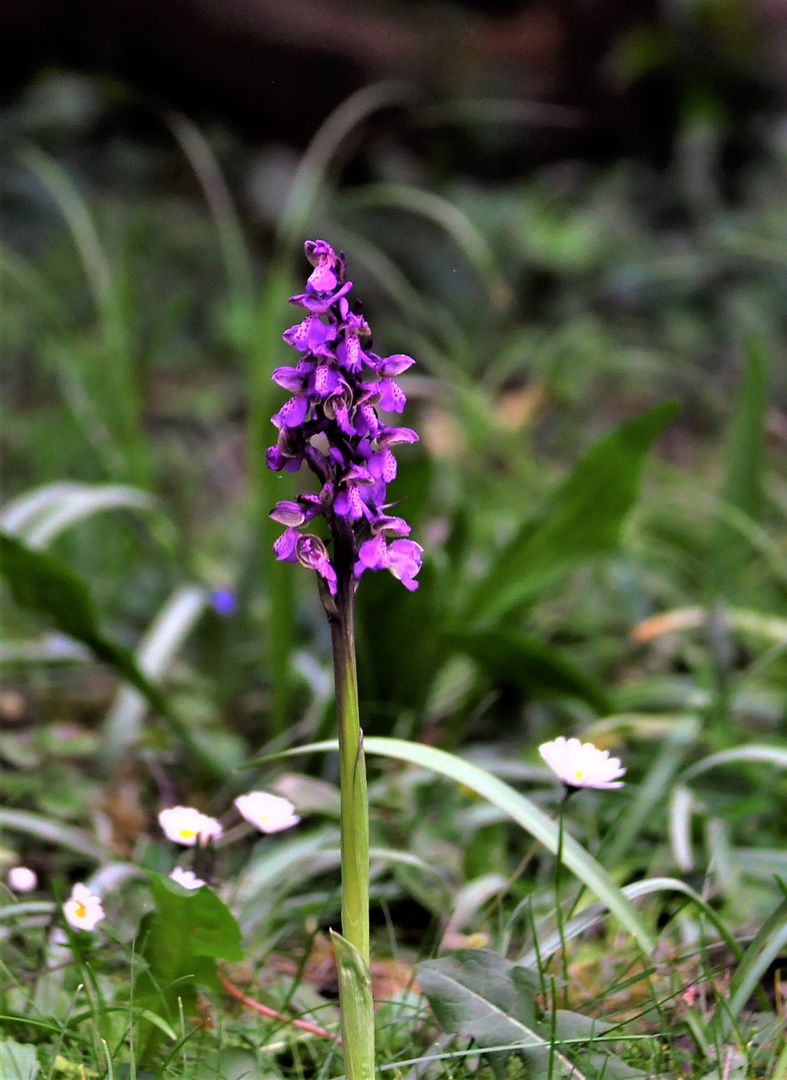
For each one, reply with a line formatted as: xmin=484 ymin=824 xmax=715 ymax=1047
xmin=0 ymin=809 xmax=107 ymax=861
xmin=20 ymin=147 xmax=149 ymax=484
xmin=102 ymin=585 xmax=210 ymax=768
xmin=519 ymin=877 xmax=743 ymax=966
xmin=345 ymin=183 xmax=512 ymax=313
xmin=249 ymin=737 xmax=657 ymax=952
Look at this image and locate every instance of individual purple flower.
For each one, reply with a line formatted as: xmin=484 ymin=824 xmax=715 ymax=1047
xmin=267 ymin=240 xmax=422 ymax=596
xmin=211 ymin=589 xmax=237 ymax=617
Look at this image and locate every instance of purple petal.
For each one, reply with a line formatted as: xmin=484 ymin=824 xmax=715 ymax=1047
xmin=369 ymin=447 xmax=397 ymax=483
xmin=270 ymin=501 xmax=306 ymax=527
xmin=274 ymin=395 xmax=309 ymax=429
xmin=296 ymin=535 xmax=338 ymax=595
xmin=211 ymin=589 xmax=237 ymax=616
xmin=377 ymin=378 xmax=407 ymax=413
xmin=379 ymin=425 xmax=419 ymax=446
xmin=272 ymin=365 xmax=309 ymax=392
xmin=388 ymin=539 xmax=423 ymax=591
xmin=356 ymin=535 xmax=389 ymax=572
xmin=377 ymin=354 xmax=415 ymax=377
xmin=273 ymin=527 xmax=299 ymax=562
xmin=266 ymin=445 xmax=286 ymax=471
xmin=372 ymin=514 xmax=411 ymax=537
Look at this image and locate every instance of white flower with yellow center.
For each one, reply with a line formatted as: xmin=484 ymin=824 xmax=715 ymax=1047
xmin=158 ymin=806 xmax=223 ymax=847
xmin=539 ymin=736 xmax=625 ymax=790
xmin=169 ymin=866 xmax=206 ymax=890
xmin=8 ymin=866 xmax=37 ymax=893
xmin=234 ymin=791 xmax=301 ymax=834
xmin=63 ymin=883 xmax=105 ymax=931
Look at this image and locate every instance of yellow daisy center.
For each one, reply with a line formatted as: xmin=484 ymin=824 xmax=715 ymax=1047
xmin=73 ymin=901 xmax=87 ymax=919
xmin=574 ymin=770 xmax=584 ymax=781
xmin=178 ymin=828 xmax=196 ymax=840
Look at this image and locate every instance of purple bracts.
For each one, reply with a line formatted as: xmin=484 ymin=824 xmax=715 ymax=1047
xmin=268 ymin=240 xmax=423 ymax=595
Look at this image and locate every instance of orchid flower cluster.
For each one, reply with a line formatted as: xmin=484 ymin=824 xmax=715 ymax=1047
xmin=267 ymin=240 xmax=423 ymax=596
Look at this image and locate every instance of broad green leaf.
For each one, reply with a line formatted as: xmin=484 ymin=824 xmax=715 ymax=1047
xmin=143 ymin=873 xmax=244 ymax=969
xmin=252 ymin=737 xmax=656 ymax=952
xmin=0 ymin=532 xmax=223 ymax=779
xmin=464 ymin=403 xmax=677 ymax=623
xmin=416 ymin=949 xmax=580 ymax=1078
xmin=134 ymin=872 xmax=243 ymax=1064
xmin=448 ymin=629 xmax=610 ymax=713
xmin=0 ymin=1039 xmax=40 ymax=1080
xmin=331 ymin=930 xmax=375 ymax=1080
xmin=711 ymin=340 xmax=767 ymax=590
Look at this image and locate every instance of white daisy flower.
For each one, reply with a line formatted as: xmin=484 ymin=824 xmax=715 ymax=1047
xmin=63 ymin=883 xmax=105 ymax=931
xmin=158 ymin=805 xmax=223 ymax=846
xmin=539 ymin=736 xmax=625 ymax=790
xmin=169 ymin=866 xmax=206 ymax=890
xmin=234 ymin=791 xmax=301 ymax=834
xmin=8 ymin=866 xmax=37 ymax=893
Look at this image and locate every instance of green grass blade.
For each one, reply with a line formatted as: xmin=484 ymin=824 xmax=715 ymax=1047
xmin=251 ymin=737 xmax=657 ymax=953
xmin=520 ymin=877 xmax=742 ymax=966
xmin=276 ymin=82 xmax=416 ymax=251
xmin=346 ymin=183 xmax=513 ymax=313
xmin=165 ymin=111 xmax=254 ymax=303
xmin=22 ymin=485 xmax=157 ymax=549
xmin=721 ymin=896 xmax=787 ymax=1032
xmin=0 ymin=809 xmax=107 ymax=861
xmin=681 ymin=744 xmax=787 ymax=782
xmin=102 ymin=585 xmax=210 ymax=768
xmin=601 ymin=734 xmax=692 ymax=869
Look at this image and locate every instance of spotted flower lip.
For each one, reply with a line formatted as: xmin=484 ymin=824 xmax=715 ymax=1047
xmin=169 ymin=866 xmax=206 ymax=890
xmin=63 ymin=883 xmax=105 ymax=931
xmin=158 ymin=806 xmax=223 ymax=846
xmin=539 ymin=737 xmax=626 ymax=790
xmin=267 ymin=239 xmax=422 ymax=594
xmin=234 ymin=791 xmax=301 ymax=834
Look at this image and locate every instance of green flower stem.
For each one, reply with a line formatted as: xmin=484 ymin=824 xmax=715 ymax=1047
xmin=324 ymin=533 xmax=373 ymax=1078
xmin=555 ymin=790 xmax=571 ymax=1009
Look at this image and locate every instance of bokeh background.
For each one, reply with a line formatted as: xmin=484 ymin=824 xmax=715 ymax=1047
xmin=3 ymin=0 xmax=787 ymax=769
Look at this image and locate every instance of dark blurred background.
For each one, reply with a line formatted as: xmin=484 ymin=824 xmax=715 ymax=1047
xmin=0 ymin=0 xmax=781 ymax=168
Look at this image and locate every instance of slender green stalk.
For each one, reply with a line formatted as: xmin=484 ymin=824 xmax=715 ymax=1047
xmin=554 ymin=791 xmax=571 ymax=1008
xmin=324 ymin=528 xmax=373 ymax=1078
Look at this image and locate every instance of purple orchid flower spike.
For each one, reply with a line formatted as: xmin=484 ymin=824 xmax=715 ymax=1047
xmin=267 ymin=239 xmax=423 ymax=600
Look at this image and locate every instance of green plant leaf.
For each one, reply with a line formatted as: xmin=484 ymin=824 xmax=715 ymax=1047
xmin=447 ymin=628 xmax=610 ymax=713
xmin=0 ymin=1039 xmax=40 ymax=1080
xmin=330 ymin=930 xmax=375 ymax=1080
xmin=416 ymin=949 xmax=580 ymax=1079
xmin=464 ymin=403 xmax=677 ymax=624
xmin=134 ymin=873 xmax=244 ymax=1064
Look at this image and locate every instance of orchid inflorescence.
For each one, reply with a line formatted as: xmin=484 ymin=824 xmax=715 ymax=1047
xmin=267 ymin=240 xmax=423 ymax=596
